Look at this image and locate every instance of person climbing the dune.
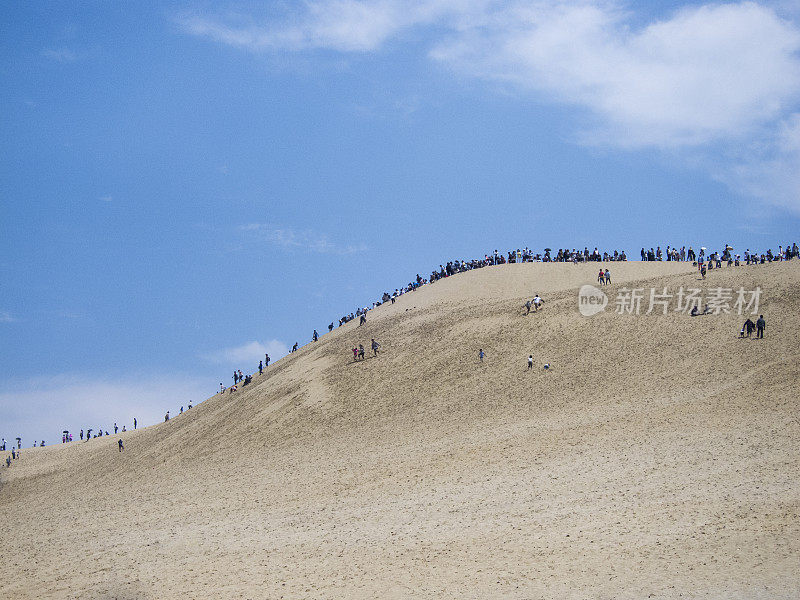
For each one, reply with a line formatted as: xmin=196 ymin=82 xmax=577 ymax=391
xmin=358 ymin=344 xmax=365 ymax=360
xmin=371 ymin=339 xmax=380 ymax=356
xmin=533 ymin=294 xmax=543 ymax=311
xmin=118 ymin=439 xmax=124 ymax=452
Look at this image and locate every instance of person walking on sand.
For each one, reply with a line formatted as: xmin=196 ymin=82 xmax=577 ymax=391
xmin=756 ymin=315 xmax=766 ymax=338
xmin=358 ymin=344 xmax=365 ymax=360
xmin=164 ymin=411 xmax=170 ymax=422
xmin=524 ymin=299 xmax=532 ymax=314
xmin=604 ymin=269 xmax=611 ymax=285
xmin=133 ymin=417 xmax=137 ymax=430
xmin=265 ymin=353 xmax=270 ymax=367
xmin=352 ymin=346 xmax=358 ymax=361
xmin=259 ymin=360 xmax=263 ymax=375
xmin=528 ymin=355 xmax=533 ymax=370
xmin=313 ymin=330 xmax=319 ymax=342
xmin=479 ymin=349 xmax=485 ymax=362
xmin=114 ymin=423 xmax=118 ymax=434
xmin=533 ymin=294 xmax=543 ymax=311
xmin=598 ymin=268 xmax=605 ymax=284
xmin=118 ymin=439 xmax=124 ymax=452
xmin=744 ymin=318 xmax=755 ymax=338
xmin=371 ymin=339 xmax=380 ymax=356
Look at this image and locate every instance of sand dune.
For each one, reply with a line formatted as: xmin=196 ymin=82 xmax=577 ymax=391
xmin=1 ymin=261 xmax=798 ymax=599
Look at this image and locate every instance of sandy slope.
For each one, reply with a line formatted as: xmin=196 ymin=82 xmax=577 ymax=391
xmin=1 ymin=261 xmax=798 ymax=599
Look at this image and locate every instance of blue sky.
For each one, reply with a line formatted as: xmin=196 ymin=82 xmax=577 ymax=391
xmin=2 ymin=1 xmax=800 ymax=444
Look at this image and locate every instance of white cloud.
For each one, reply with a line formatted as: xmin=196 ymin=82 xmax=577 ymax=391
xmin=203 ymin=339 xmax=289 ymax=366
xmin=0 ymin=311 xmax=15 ymax=323
xmin=0 ymin=374 xmax=212 ymax=447
xmin=99 ymin=195 xmax=113 ymax=202
xmin=239 ymin=223 xmax=367 ymax=254
xmin=431 ymin=2 xmax=800 ymax=149
xmin=720 ymin=113 xmax=800 ymax=212
xmin=180 ymin=1 xmax=800 ymax=211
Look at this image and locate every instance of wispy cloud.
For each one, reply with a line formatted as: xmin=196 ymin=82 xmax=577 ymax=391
xmin=719 ymin=112 xmax=800 ymax=213
xmin=0 ymin=374 xmax=212 ymax=445
xmin=0 ymin=311 xmax=15 ymax=323
xmin=202 ymin=339 xmax=289 ymax=367
xmin=180 ymin=1 xmax=800 ymax=212
xmin=41 ymin=48 xmax=78 ymax=63
xmin=240 ymin=223 xmax=367 ymax=254
xmin=177 ymin=1 xmax=457 ymax=52
xmin=99 ymin=195 xmax=113 ymax=202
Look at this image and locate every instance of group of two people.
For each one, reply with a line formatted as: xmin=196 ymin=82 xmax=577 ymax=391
xmin=524 ymin=295 xmax=544 ymax=314
xmin=352 ymin=339 xmax=381 ymax=360
xmin=740 ymin=316 xmax=766 ymax=338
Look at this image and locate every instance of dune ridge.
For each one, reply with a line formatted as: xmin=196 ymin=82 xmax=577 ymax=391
xmin=1 ymin=261 xmax=798 ymax=599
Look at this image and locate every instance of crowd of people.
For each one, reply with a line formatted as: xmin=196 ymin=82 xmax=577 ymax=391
xmin=324 ymin=242 xmax=795 ymax=339
xmin=2 ymin=418 xmax=143 ymax=465
xmin=6 ymin=241 xmax=794 ymax=464
xmin=641 ymin=243 xmax=798 ymax=264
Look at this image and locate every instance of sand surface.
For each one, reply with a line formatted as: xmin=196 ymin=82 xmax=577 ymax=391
xmin=1 ymin=261 xmax=798 ymax=599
